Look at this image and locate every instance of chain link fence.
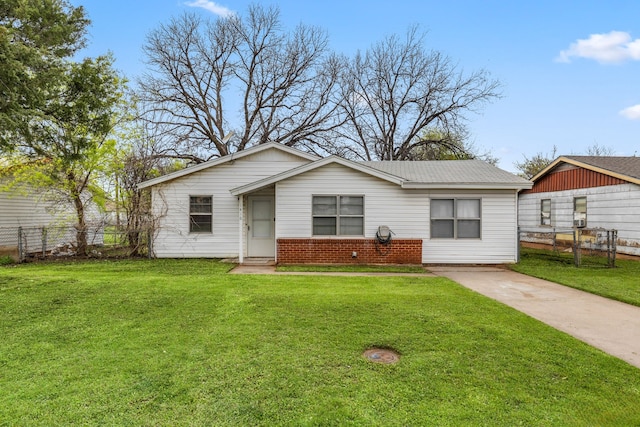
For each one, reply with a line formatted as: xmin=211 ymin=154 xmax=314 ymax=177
xmin=519 ymin=227 xmax=617 ymax=268
xmin=0 ymin=223 xmax=153 ymax=262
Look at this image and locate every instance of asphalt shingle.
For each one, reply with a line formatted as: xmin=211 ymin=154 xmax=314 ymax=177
xmin=361 ymin=160 xmax=530 ymax=185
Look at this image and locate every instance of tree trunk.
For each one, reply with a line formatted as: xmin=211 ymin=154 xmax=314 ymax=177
xmin=73 ymin=194 xmax=88 ymax=256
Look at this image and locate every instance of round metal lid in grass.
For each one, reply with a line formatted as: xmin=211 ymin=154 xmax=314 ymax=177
xmin=363 ymin=347 xmax=400 ymax=364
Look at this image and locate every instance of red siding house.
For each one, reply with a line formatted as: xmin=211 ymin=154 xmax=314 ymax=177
xmin=518 ymin=156 xmax=640 ymax=256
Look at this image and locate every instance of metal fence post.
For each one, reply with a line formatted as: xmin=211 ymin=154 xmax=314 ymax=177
xmin=18 ymin=226 xmax=23 ymax=262
xmin=573 ymin=228 xmax=580 ymax=267
xmin=516 ymin=226 xmax=521 ymax=263
xmin=612 ymin=230 xmax=617 ymax=268
xmin=42 ymin=227 xmax=47 ymax=259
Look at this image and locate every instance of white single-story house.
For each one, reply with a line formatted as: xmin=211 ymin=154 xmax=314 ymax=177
xmin=138 ymin=142 xmax=532 ymax=264
xmin=518 ymin=155 xmax=640 ymax=257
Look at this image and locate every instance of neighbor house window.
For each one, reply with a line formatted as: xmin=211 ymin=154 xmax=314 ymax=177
xmin=430 ymin=198 xmax=481 ymax=239
xmin=540 ymin=199 xmax=551 ymax=226
xmin=573 ymin=196 xmax=587 ymax=227
xmin=189 ymin=196 xmax=212 ymax=233
xmin=312 ymin=195 xmax=364 ymax=236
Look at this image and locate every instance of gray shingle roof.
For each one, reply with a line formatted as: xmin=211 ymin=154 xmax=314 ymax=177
xmin=563 ymin=156 xmax=640 ymax=180
xmin=361 ymin=159 xmax=531 ymax=185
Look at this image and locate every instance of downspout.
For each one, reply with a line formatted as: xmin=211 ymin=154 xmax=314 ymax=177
xmin=238 ymin=195 xmax=244 ymax=264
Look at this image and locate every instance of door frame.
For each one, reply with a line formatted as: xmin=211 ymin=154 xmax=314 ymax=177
xmin=246 ymin=195 xmax=276 ymax=257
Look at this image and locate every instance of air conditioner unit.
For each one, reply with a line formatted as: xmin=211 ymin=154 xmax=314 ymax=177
xmin=574 ymin=219 xmax=586 ymax=228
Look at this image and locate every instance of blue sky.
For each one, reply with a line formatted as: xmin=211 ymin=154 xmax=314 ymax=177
xmin=70 ymin=0 xmax=640 ymax=171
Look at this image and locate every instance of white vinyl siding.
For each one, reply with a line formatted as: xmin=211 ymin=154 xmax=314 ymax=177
xmin=0 ymin=189 xmax=70 ymax=229
xmin=151 ymin=149 xmax=311 ymax=258
xmin=276 ymin=164 xmax=520 ymax=264
xmin=276 ymin=164 xmax=427 ymax=240
xmin=424 ymin=190 xmax=518 ymax=264
xmin=518 ymin=183 xmax=640 ymax=256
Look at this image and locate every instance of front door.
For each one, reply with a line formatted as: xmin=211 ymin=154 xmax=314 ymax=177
xmin=247 ymin=195 xmax=275 ymax=257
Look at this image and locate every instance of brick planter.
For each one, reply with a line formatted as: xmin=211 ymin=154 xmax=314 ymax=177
xmin=277 ymin=238 xmax=422 ymax=265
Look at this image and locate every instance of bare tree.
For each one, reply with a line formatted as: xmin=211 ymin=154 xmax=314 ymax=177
xmin=584 ymin=143 xmax=615 ymax=156
xmin=336 ymin=26 xmax=501 ymax=161
xmin=138 ymin=5 xmax=343 ymax=162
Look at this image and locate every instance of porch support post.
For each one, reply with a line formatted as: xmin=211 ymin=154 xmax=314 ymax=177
xmin=238 ymin=195 xmax=244 ymax=264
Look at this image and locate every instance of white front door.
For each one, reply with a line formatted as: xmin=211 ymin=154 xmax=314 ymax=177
xmin=247 ymin=196 xmax=275 ymax=257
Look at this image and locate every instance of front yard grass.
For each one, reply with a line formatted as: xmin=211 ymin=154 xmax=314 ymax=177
xmin=276 ymin=264 xmax=426 ymax=273
xmin=513 ymin=247 xmax=640 ymax=307
xmin=2 ymin=259 xmax=640 ymax=425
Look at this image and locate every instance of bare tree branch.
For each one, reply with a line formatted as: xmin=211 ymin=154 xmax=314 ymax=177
xmin=338 ymin=26 xmax=501 ymax=160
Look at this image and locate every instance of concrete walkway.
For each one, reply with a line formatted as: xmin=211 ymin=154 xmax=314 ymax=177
xmin=230 ymin=264 xmax=640 ymax=369
xmin=431 ymin=266 xmax=640 ymax=369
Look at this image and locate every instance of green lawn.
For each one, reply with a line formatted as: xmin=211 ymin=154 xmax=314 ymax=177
xmin=2 ymin=259 xmax=640 ymax=425
xmin=276 ymin=264 xmax=427 ymax=273
xmin=512 ymin=247 xmax=640 ymax=307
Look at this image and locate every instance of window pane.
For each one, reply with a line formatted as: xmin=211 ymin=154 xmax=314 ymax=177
xmin=431 ymin=199 xmax=454 ymax=218
xmin=340 ymin=196 xmax=363 ymax=215
xmin=190 ymin=215 xmax=212 ymax=233
xmin=253 ymin=220 xmax=271 ymax=238
xmin=541 ymin=199 xmax=550 ymax=211
xmin=431 ymin=219 xmax=454 ymax=238
xmin=313 ymin=196 xmax=337 ymax=215
xmin=541 ymin=199 xmax=551 ymax=225
xmin=190 ymin=196 xmax=212 ymax=213
xmin=574 ymin=197 xmax=587 ymax=213
xmin=313 ymin=217 xmax=336 ymax=235
xmin=340 ymin=217 xmax=363 ymax=235
xmin=457 ymin=199 xmax=480 ymax=218
xmin=458 ymin=219 xmax=480 ymax=238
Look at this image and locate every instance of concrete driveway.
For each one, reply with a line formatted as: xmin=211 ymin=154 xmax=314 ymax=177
xmin=431 ymin=266 xmax=640 ymax=369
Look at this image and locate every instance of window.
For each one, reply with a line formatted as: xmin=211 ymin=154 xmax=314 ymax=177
xmin=540 ymin=199 xmax=551 ymax=226
xmin=430 ymin=198 xmax=481 ymax=239
xmin=312 ymin=195 xmax=364 ymax=236
xmin=189 ymin=196 xmax=212 ymax=233
xmin=574 ymin=196 xmax=587 ymax=227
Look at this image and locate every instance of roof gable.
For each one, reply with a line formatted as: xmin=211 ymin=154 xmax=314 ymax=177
xmin=532 ymin=156 xmax=640 ymax=185
xmin=138 ymin=142 xmax=319 ymax=189
xmin=229 ymin=156 xmax=405 ymax=196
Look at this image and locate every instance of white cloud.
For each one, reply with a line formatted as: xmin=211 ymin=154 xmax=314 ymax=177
xmin=620 ymin=104 xmax=640 ymax=120
xmin=185 ymin=0 xmax=234 ymax=17
xmin=556 ymin=31 xmax=640 ymax=64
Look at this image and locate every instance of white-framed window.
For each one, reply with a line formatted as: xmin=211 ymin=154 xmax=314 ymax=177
xmin=540 ymin=199 xmax=551 ymax=226
xmin=573 ymin=196 xmax=587 ymax=227
xmin=430 ymin=198 xmax=481 ymax=239
xmin=312 ymin=195 xmax=364 ymax=236
xmin=189 ymin=196 xmax=212 ymax=233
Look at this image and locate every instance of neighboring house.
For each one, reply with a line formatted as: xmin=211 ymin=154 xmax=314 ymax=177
xmin=139 ymin=142 xmax=532 ymax=264
xmin=518 ymin=156 xmax=640 ymax=256
xmin=0 ymin=180 xmax=104 ymax=258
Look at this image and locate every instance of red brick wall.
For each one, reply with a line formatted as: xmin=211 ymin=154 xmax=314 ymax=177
xmin=277 ymin=238 xmax=423 ymax=265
